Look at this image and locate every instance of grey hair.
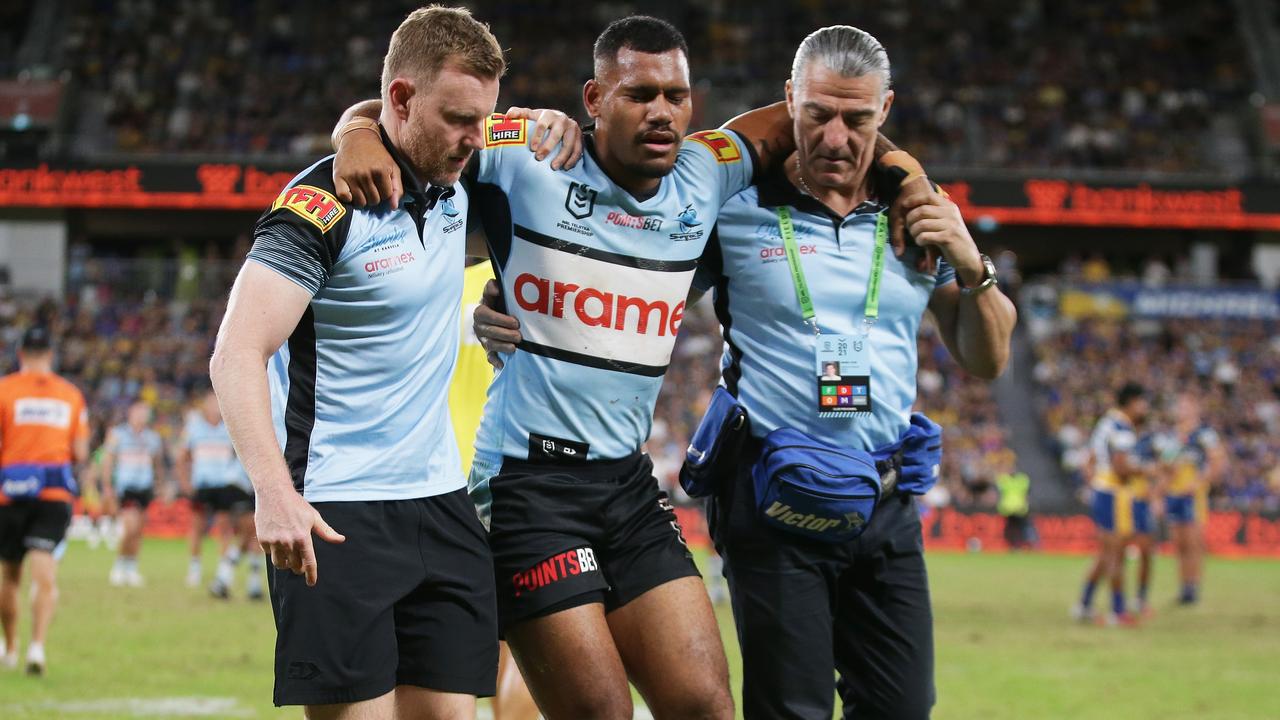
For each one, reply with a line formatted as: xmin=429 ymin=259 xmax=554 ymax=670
xmin=791 ymin=26 xmax=891 ymax=96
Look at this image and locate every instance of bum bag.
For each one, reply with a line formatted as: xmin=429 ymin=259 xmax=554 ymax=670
xmin=678 ymin=386 xmax=749 ymax=498
xmin=752 ymin=413 xmax=943 ymax=543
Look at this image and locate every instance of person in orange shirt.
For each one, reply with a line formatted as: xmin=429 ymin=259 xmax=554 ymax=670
xmin=0 ymin=327 xmax=89 ymax=675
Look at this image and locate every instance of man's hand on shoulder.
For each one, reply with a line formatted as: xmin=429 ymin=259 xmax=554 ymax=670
xmin=332 ymin=122 xmax=401 ymax=209
xmin=502 ymin=107 xmax=584 ymax=170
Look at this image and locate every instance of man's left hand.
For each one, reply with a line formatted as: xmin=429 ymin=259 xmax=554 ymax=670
xmin=503 ymin=107 xmax=584 ymax=170
xmin=900 ymin=177 xmax=984 ymax=285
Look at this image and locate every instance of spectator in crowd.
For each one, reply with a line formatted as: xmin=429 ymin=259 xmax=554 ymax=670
xmin=44 ymin=1 xmax=1257 ymax=175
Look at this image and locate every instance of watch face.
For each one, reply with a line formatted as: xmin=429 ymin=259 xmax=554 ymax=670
xmin=982 ymin=255 xmax=997 ymax=279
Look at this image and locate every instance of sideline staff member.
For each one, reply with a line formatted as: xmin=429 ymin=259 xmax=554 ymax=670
xmin=212 ymin=8 xmax=512 ymax=716
xmin=696 ymin=26 xmax=1016 ymax=718
xmin=0 ymin=327 xmax=90 ymax=675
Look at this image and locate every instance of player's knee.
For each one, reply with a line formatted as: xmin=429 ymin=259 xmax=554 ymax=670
xmin=650 ymin=681 xmax=733 ymax=720
xmin=548 ymin=693 xmax=632 ymax=720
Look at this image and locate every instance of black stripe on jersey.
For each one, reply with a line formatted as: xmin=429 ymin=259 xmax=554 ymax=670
xmin=513 ymin=224 xmax=698 ymax=273
xmin=471 ymin=179 xmax=513 ymax=315
xmin=518 ymin=339 xmax=669 ymax=378
xmin=283 ymin=306 xmax=318 ymax=494
xmin=705 ymin=228 xmax=744 ymax=395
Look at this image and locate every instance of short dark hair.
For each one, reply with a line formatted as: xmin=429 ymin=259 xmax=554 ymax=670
xmin=593 ymin=15 xmax=687 ymax=69
xmin=1116 ymin=382 xmax=1146 ymax=408
xmin=19 ymin=326 xmax=53 ymax=352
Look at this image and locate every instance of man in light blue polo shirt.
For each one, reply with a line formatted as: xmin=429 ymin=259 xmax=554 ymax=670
xmin=694 ymin=27 xmax=1016 ymax=719
xmin=210 ymin=8 xmax=573 ymax=718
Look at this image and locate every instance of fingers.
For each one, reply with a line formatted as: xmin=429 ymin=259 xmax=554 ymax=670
xmin=890 ymin=213 xmax=907 ymax=258
xmin=480 ymin=279 xmax=502 ymax=309
xmin=373 ymin=168 xmax=396 ymax=209
xmin=530 ymin=121 xmax=555 ymax=161
xmin=504 ymin=106 xmax=534 ymax=119
xmin=481 ymin=338 xmax=518 ymax=356
xmin=300 ymin=540 xmax=319 ymax=587
xmin=313 ymin=515 xmax=346 ymax=545
xmin=334 ymin=177 xmax=352 ymax=203
xmin=896 ymin=176 xmax=938 ymax=211
xmin=475 ymin=303 xmax=520 ymax=330
xmin=389 ymin=165 xmax=402 ymax=210
xmin=477 ymin=323 xmax=522 ymax=349
xmin=553 ymin=123 xmax=584 ymax=170
xmin=906 ymin=218 xmax=952 ymax=240
xmin=486 ymin=350 xmax=505 ymax=370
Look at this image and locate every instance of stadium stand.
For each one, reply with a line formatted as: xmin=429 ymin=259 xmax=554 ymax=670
xmin=22 ymin=0 xmax=1257 ymax=175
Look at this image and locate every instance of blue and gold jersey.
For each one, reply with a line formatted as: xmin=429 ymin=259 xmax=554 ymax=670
xmin=1168 ymin=425 xmax=1219 ymax=496
xmin=1089 ymin=409 xmax=1138 ymax=491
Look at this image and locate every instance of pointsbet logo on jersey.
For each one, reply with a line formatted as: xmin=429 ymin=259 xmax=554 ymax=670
xmin=485 ymin=114 xmax=526 ymax=147
xmin=272 ymin=185 xmax=345 ymax=232
xmin=513 ymin=272 xmax=685 ymax=337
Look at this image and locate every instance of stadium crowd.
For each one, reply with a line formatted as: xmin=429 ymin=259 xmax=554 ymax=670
xmin=1034 ymin=313 xmax=1280 ymax=513
xmin=49 ymin=0 xmax=1257 ymax=174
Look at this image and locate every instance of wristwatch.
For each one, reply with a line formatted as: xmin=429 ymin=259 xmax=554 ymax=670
xmin=957 ymin=254 xmax=998 ymax=296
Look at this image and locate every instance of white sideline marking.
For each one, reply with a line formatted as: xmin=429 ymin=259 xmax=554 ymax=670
xmin=10 ymin=697 xmax=253 ymax=717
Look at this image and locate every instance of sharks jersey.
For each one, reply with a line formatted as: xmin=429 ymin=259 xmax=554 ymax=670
xmin=182 ymin=412 xmax=247 ymax=491
xmin=248 ymin=130 xmax=467 ymax=502
xmin=469 ymin=117 xmax=754 ymax=506
xmin=108 ymin=424 xmax=163 ymax=491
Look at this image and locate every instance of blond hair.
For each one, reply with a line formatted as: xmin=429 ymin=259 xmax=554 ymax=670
xmin=381 ymin=5 xmax=505 ymax=96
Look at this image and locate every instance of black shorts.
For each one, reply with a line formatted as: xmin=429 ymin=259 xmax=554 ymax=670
xmin=0 ymin=500 xmax=72 ymax=563
xmin=268 ymin=488 xmax=498 ymax=706
xmin=486 ymin=452 xmax=699 ymax=630
xmin=119 ymin=488 xmax=154 ymax=510
xmin=193 ymin=485 xmax=254 ymax=514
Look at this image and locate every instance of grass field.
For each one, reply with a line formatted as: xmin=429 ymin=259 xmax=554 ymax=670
xmin=1 ymin=538 xmax=1278 ymax=719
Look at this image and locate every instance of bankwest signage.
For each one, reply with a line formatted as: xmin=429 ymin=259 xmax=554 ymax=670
xmin=2 ymin=161 xmax=1279 ymax=230
xmin=0 ymin=161 xmax=296 ymax=210
xmin=935 ymin=177 xmax=1280 ymax=231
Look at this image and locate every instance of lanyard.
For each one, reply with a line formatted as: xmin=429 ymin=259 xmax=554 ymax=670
xmin=777 ymin=206 xmax=887 ymax=334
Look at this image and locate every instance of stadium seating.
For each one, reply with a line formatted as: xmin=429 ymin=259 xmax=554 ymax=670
xmin=25 ymin=0 xmax=1254 ymax=174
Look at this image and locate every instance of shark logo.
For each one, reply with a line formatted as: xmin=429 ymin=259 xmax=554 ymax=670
xmin=676 ymin=204 xmax=701 ymax=233
xmin=440 ymin=196 xmax=459 ymax=217
xmin=669 ymin=203 xmax=705 ymax=241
